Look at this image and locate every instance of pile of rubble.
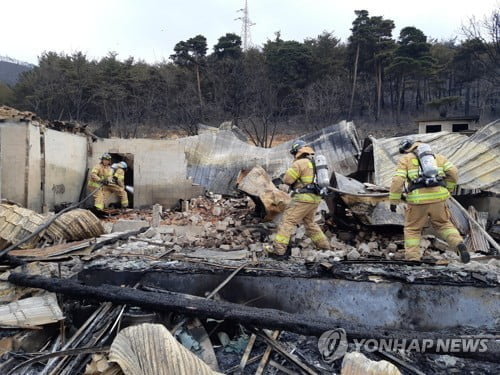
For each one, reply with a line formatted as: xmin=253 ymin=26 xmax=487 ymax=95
xmin=92 ymin=194 xmax=492 ymax=268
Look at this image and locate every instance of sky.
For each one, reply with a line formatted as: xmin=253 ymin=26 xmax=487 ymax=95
xmin=2 ymin=0 xmax=498 ymax=65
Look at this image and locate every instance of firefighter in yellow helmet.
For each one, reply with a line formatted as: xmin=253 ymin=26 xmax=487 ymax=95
xmin=87 ymin=154 xmax=128 ymax=214
xmin=266 ymin=141 xmax=330 ymax=259
xmin=389 ymin=139 xmax=470 ymax=263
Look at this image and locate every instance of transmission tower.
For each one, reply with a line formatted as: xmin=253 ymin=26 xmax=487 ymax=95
xmin=236 ymin=0 xmax=255 ymax=51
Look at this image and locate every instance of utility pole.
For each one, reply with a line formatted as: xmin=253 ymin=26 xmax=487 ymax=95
xmin=236 ymin=0 xmax=255 ymax=51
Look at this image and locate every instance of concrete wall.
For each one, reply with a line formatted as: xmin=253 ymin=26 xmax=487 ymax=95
xmin=0 ymin=122 xmax=30 ymax=206
xmin=0 ymin=122 xmax=42 ymax=210
xmin=0 ymin=122 xmax=87 ymax=212
xmin=43 ymin=129 xmax=87 ymax=210
xmin=91 ymin=138 xmax=203 ymax=208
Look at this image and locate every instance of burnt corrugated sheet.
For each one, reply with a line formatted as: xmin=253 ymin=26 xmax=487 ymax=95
xmin=366 ymin=119 xmax=500 ymax=193
xmin=179 ymin=121 xmax=361 ymax=195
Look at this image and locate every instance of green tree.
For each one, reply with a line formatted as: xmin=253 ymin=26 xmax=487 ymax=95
xmin=304 ymin=31 xmax=344 ymax=80
xmin=387 ymin=27 xmax=434 ymax=123
xmin=347 ymin=10 xmax=395 ymax=120
xmin=207 ymin=34 xmax=244 ymax=124
xmin=263 ymin=33 xmax=313 ymax=109
xmin=171 ymin=35 xmax=208 ymax=120
xmin=453 ymin=39 xmax=486 ymax=115
xmin=213 ymin=33 xmax=242 ymax=59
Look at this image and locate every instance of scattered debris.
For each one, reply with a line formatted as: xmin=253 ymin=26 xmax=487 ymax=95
xmin=0 ymin=115 xmax=498 ymax=374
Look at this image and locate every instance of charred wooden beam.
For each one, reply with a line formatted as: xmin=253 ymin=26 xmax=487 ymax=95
xmin=8 ymin=273 xmax=499 ymax=363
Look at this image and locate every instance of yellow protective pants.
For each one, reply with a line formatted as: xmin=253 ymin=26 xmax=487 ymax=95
xmin=93 ymin=184 xmax=129 ymax=210
xmin=273 ymin=200 xmax=330 ymax=255
xmin=404 ymin=200 xmax=463 ymax=260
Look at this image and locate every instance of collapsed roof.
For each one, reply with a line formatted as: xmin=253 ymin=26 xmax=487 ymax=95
xmin=358 ymin=119 xmax=500 ymax=194
xmin=179 ymin=120 xmax=362 ymax=195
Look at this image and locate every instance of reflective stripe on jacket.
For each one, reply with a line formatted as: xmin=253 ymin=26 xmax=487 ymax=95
xmin=390 ymin=153 xmax=458 ymax=205
xmin=88 ymin=163 xmax=113 ymax=188
xmin=284 ymin=156 xmax=321 ymax=204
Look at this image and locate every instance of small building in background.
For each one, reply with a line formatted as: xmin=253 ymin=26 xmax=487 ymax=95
xmin=417 ymin=116 xmax=480 ymax=134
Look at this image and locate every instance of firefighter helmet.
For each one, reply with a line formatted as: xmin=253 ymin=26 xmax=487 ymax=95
xmin=101 ymin=153 xmax=112 ymax=160
xmin=119 ymin=161 xmax=127 ymax=169
xmin=290 ymin=140 xmax=308 ymax=155
xmin=398 ymin=139 xmax=414 ymax=154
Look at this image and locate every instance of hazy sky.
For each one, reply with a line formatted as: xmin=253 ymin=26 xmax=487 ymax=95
xmin=2 ymin=0 xmax=498 ymax=65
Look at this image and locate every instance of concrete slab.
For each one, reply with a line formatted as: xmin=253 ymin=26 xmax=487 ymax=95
xmin=112 ymin=220 xmax=149 ymax=233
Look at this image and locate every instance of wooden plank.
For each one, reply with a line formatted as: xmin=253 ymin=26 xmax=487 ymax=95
xmin=8 ymin=239 xmax=92 ymax=258
xmin=255 ymin=330 xmax=280 ymax=375
xmin=239 ymin=333 xmax=257 ymax=370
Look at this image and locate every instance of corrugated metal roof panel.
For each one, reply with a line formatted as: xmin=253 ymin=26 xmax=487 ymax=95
xmin=179 ymin=121 xmax=361 ymax=195
xmin=370 ymin=119 xmax=500 ymax=193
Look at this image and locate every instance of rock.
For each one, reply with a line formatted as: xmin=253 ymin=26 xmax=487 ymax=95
xmin=347 ymin=249 xmax=361 ymax=260
xmin=357 ymin=243 xmax=370 ymax=255
xmin=212 ymin=206 xmax=223 ymax=216
xmin=220 ymin=244 xmax=232 ymax=250
xmin=331 ymin=250 xmax=347 ymax=258
xmin=420 ymin=238 xmax=431 ymax=249
xmin=192 ymin=215 xmax=205 ymax=225
xmin=368 ymin=241 xmax=379 ymax=250
xmin=142 ymin=227 xmax=157 ymax=239
xmin=341 ymin=351 xmax=401 ymax=375
xmin=295 ymin=226 xmax=306 ymax=240
xmin=387 ymin=242 xmax=398 ymax=252
xmin=156 ymin=226 xmax=176 ymax=235
xmin=291 ymin=248 xmax=301 ymax=257
xmin=305 ymin=255 xmax=317 ymax=262
xmin=301 ymin=249 xmax=316 ymax=258
xmin=300 ymin=238 xmax=312 ymax=247
xmin=248 ymin=243 xmax=261 ymax=252
xmin=216 ymin=222 xmax=228 ymax=232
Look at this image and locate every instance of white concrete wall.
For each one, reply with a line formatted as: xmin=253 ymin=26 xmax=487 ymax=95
xmin=43 ymin=129 xmax=87 ymax=210
xmin=0 ymin=122 xmax=30 ymax=207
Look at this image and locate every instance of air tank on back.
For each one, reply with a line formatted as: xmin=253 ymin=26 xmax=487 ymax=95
xmin=416 ymin=143 xmax=438 ymax=178
xmin=314 ymin=154 xmax=330 ymax=188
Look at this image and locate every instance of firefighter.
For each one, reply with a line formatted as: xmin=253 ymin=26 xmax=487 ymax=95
xmin=87 ymin=154 xmax=128 ymax=214
xmin=389 ymin=139 xmax=470 ymax=263
xmin=109 ymin=161 xmax=129 ymax=208
xmin=266 ymin=140 xmax=330 ymax=258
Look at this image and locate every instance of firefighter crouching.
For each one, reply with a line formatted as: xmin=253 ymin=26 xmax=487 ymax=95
xmin=266 ymin=141 xmax=330 ymax=259
xmin=389 ymin=139 xmax=470 ymax=263
xmin=88 ymin=154 xmax=129 ymax=214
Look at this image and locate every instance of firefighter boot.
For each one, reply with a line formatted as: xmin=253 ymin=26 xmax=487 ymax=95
xmin=264 ymin=244 xmax=290 ymax=260
xmin=457 ymin=243 xmax=470 ymax=264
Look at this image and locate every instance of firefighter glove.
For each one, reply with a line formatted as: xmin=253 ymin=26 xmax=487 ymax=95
xmin=390 ymin=204 xmax=397 ymax=212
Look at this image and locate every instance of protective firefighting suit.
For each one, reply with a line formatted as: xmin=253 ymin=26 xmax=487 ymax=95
xmin=271 ymin=147 xmax=330 ymax=255
xmin=88 ymin=163 xmax=128 ymax=210
xmin=389 ymin=143 xmax=463 ymax=261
